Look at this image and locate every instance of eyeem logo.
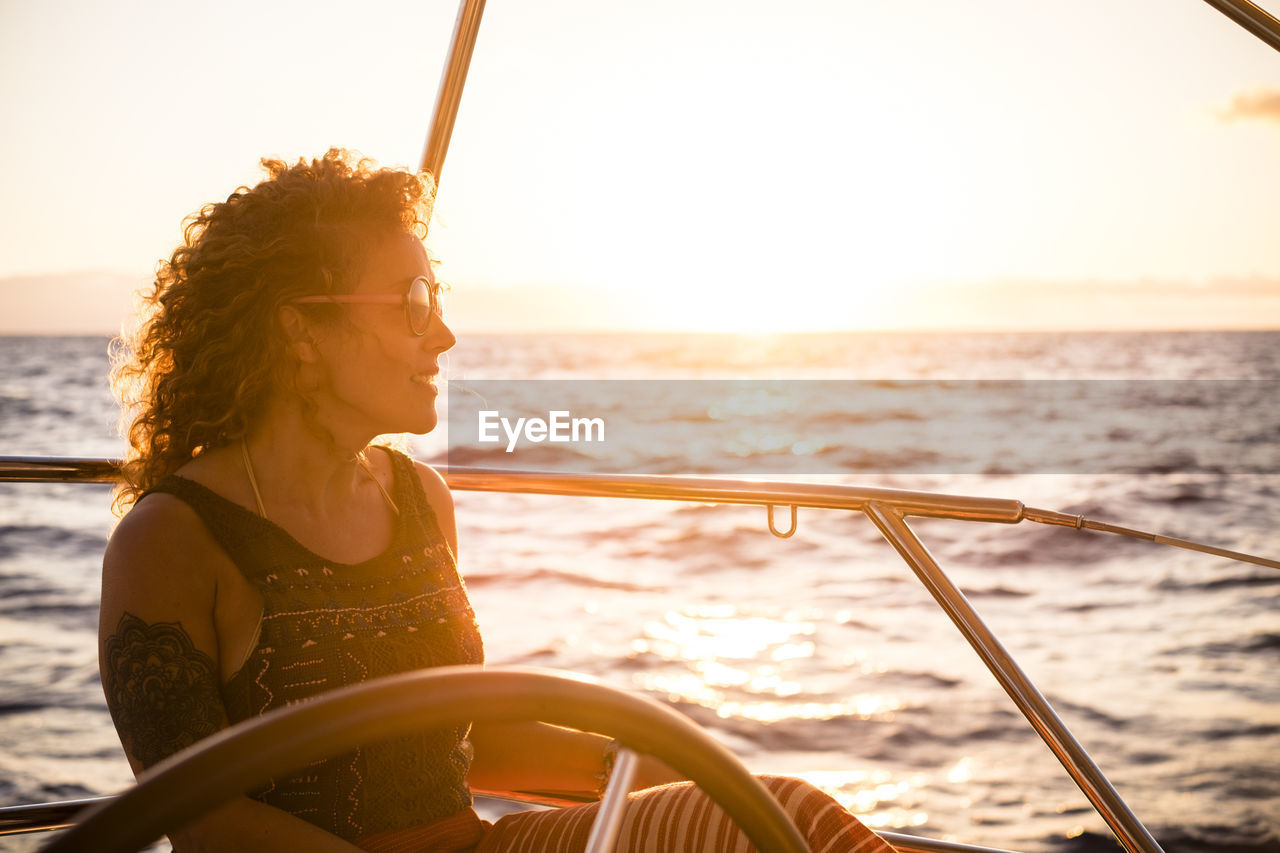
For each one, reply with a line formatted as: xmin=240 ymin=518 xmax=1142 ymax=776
xmin=478 ymin=410 xmax=605 ymax=452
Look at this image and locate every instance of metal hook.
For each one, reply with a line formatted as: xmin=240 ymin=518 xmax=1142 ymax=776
xmin=766 ymin=504 xmax=798 ymax=539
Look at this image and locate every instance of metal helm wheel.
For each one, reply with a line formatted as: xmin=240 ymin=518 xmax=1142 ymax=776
xmin=44 ymin=666 xmax=810 ymax=853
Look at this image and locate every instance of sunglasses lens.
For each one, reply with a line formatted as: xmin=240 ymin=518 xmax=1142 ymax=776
xmin=407 ymin=278 xmax=434 ymax=335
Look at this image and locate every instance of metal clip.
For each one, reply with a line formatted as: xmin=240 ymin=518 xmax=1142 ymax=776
xmin=767 ymin=504 xmax=798 ymax=538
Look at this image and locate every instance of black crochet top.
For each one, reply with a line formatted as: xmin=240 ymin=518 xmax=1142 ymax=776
xmin=147 ymin=448 xmax=483 ymax=841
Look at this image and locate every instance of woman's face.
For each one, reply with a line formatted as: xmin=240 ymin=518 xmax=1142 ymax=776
xmin=312 ymin=231 xmax=456 ymax=440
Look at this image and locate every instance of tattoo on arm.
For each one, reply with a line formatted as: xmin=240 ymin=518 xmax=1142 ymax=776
xmin=102 ymin=612 xmax=226 ymax=769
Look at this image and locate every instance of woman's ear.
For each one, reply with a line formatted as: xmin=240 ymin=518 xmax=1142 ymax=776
xmin=278 ymin=305 xmax=321 ymax=364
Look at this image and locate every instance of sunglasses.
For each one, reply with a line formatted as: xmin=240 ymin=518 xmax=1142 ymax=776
xmin=291 ymin=276 xmax=444 ymax=336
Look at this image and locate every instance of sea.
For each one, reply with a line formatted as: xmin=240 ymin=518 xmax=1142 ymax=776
xmin=0 ymin=330 xmax=1277 ymax=853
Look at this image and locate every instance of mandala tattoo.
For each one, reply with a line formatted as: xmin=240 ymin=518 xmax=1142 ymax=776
xmin=102 ymin=612 xmax=225 ymax=769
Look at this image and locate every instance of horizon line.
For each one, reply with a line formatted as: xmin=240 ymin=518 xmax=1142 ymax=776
xmin=4 ymin=324 xmax=1279 ymax=337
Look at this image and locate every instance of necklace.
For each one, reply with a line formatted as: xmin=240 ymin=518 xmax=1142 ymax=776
xmin=239 ymin=437 xmax=400 ymax=521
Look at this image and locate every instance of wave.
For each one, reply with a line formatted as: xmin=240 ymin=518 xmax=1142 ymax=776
xmin=949 ymin=526 xmax=1152 ymax=568
xmin=857 ymin=669 xmax=962 ymax=689
xmin=1043 ymin=819 xmax=1280 ymax=853
xmin=670 ymin=700 xmax=905 ymax=754
xmin=1199 ymin=722 xmax=1280 ymax=741
xmin=1151 ymin=574 xmax=1280 ymax=594
xmin=1149 ymin=817 xmax=1280 ymax=853
xmin=0 ymin=524 xmax=108 ymax=561
xmin=1160 ymin=632 xmax=1280 ymax=657
xmin=959 ymin=585 xmax=1032 ymax=599
xmin=462 ymin=566 xmax=664 ymax=593
xmin=1045 ymin=696 xmax=1133 ymax=730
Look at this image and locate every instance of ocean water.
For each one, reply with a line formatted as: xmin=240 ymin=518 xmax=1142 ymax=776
xmin=0 ymin=330 xmax=1277 ymax=852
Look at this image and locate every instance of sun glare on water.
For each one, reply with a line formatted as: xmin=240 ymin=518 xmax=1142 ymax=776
xmin=620 ymin=604 xmax=937 ymax=826
xmin=628 ymin=606 xmax=902 ymax=723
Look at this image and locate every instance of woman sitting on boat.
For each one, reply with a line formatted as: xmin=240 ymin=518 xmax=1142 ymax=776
xmin=100 ymin=148 xmax=898 ymax=852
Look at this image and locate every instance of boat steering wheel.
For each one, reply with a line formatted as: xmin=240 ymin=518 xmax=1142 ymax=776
xmin=44 ymin=667 xmax=810 ymax=853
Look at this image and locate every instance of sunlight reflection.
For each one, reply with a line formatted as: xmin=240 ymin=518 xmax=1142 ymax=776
xmin=694 ymin=659 xmax=752 ymax=688
xmin=789 ymin=437 xmax=828 ymax=456
xmin=638 ymin=607 xmax=816 ymax=662
xmin=707 ymin=388 xmax=797 ymax=420
xmin=771 ymin=641 xmax=815 ymax=662
xmin=630 ymin=606 xmax=902 ymax=722
xmin=630 ymin=671 xmax=900 ymax=720
xmin=947 ymin=756 xmax=975 ymax=784
xmin=715 ymin=695 xmax=902 ymax=722
xmin=689 ymin=660 xmax=805 ymax=696
xmin=797 ymin=770 xmax=929 ymax=829
xmin=724 ymin=429 xmax=799 ymax=457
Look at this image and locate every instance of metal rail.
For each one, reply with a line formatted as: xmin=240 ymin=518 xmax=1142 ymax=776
xmin=444 ymin=467 xmax=1027 ymax=523
xmin=0 ymin=798 xmax=106 ymax=837
xmin=7 ymin=458 xmax=1273 ymax=571
xmin=419 ymin=0 xmax=487 ymax=181
xmin=0 ymin=457 xmax=119 ymax=483
xmin=866 ymin=505 xmax=1162 ymax=853
xmin=5 ymin=457 xmax=1019 ymax=520
xmin=585 ymin=749 xmax=639 ymax=853
xmin=1202 ymin=0 xmax=1280 ymax=52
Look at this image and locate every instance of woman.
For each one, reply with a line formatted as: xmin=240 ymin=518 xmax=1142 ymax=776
xmin=102 ymin=149 xmax=897 ymax=852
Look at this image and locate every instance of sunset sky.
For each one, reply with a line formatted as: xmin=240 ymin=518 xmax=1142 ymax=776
xmin=2 ymin=0 xmax=1280 ymax=333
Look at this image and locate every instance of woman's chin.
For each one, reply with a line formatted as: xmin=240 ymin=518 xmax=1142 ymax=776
xmin=406 ymin=410 xmax=440 ymax=436
xmin=365 ymin=407 xmax=438 ymax=439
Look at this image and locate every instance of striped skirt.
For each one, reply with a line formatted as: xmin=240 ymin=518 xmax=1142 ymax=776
xmin=358 ymin=776 xmax=897 ymax=853
xmin=478 ymin=776 xmax=896 ymax=853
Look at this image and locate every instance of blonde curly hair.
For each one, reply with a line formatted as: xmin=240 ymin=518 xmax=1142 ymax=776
xmin=110 ymin=148 xmax=434 ymax=513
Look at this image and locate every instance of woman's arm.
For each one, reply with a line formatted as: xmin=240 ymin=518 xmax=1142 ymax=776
xmin=468 ymin=722 xmax=685 ymax=802
xmin=99 ymin=495 xmax=227 ymax=775
xmin=467 ymin=721 xmax=613 ymax=801
xmin=99 ymin=495 xmax=364 ymax=852
xmin=413 ymin=461 xmax=683 ymax=800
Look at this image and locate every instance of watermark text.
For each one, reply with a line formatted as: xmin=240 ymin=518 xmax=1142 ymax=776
xmin=478 ymin=410 xmax=605 ymax=452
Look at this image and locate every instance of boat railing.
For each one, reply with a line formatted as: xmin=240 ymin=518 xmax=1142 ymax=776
xmin=3 ymin=456 xmax=1276 ymax=851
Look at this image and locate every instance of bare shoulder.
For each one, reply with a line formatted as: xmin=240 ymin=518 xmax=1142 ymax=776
xmin=105 ymin=492 xmax=221 ymax=578
xmin=411 ymin=458 xmax=453 ymax=508
xmin=101 ymin=492 xmax=224 ymax=627
xmin=412 ymin=458 xmax=458 ymax=555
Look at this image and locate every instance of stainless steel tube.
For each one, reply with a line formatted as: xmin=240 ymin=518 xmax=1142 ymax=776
xmin=584 ymin=748 xmax=638 ymax=853
xmin=0 ymin=458 xmax=1024 ymax=521
xmin=1025 ymin=506 xmax=1280 ymax=570
xmin=0 ymin=798 xmax=107 ymax=836
xmin=864 ymin=502 xmax=1164 ymax=853
xmin=444 ymin=467 xmax=1027 ymax=523
xmin=0 ymin=457 xmax=118 ymax=483
xmin=420 ymin=0 xmax=488 ymax=181
xmin=2 ymin=459 xmax=1272 ymax=571
xmin=1202 ymin=0 xmax=1280 ymax=52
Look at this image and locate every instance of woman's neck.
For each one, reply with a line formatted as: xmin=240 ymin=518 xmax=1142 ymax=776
xmin=240 ymin=399 xmax=378 ymax=522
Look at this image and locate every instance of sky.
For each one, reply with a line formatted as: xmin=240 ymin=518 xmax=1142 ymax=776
xmin=2 ymin=0 xmax=1280 ymax=334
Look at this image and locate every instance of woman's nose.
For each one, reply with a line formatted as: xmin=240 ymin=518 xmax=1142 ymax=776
xmin=425 ymin=315 xmax=457 ymax=353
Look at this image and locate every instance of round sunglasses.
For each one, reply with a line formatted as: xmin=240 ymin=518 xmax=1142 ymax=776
xmin=291 ymin=276 xmax=444 ymax=336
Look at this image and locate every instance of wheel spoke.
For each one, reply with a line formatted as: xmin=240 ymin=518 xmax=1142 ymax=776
xmin=584 ymin=747 xmax=639 ymax=853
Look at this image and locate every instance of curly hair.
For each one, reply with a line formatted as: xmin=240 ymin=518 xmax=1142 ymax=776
xmin=110 ymin=148 xmax=435 ymax=513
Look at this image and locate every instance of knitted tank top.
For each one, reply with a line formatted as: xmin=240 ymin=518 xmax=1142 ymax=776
xmin=146 ymin=448 xmax=484 ymax=841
